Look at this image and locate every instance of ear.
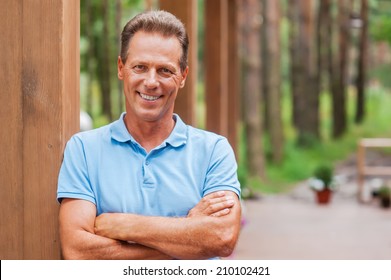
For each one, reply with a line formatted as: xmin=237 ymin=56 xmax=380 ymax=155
xmin=117 ymin=56 xmax=124 ymax=80
xmin=179 ymin=66 xmax=189 ymax=88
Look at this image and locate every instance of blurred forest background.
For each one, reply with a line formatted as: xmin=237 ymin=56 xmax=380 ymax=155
xmin=80 ymin=0 xmax=391 ymax=195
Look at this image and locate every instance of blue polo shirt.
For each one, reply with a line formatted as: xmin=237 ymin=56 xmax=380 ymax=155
xmin=57 ymin=113 xmax=240 ymax=217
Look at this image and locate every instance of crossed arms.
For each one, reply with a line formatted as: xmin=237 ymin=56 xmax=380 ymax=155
xmin=59 ymin=191 xmax=241 ymax=260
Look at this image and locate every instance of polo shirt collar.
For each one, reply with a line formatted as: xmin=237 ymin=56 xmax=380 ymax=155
xmin=110 ymin=112 xmax=133 ymax=143
xmin=165 ymin=114 xmax=187 ymax=147
xmin=110 ymin=113 xmax=187 ymax=147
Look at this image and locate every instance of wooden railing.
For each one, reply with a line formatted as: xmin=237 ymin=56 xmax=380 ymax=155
xmin=357 ymin=138 xmax=391 ymax=202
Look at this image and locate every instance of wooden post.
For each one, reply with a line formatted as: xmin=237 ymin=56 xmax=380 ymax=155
xmin=205 ymin=0 xmax=239 ymax=155
xmin=227 ymin=0 xmax=239 ymax=156
xmin=205 ymin=0 xmax=229 ymax=137
xmin=159 ymin=0 xmax=197 ymax=126
xmin=357 ymin=142 xmax=366 ymax=202
xmin=0 ymin=0 xmax=79 ymax=259
xmin=0 ymin=0 xmax=24 ymax=260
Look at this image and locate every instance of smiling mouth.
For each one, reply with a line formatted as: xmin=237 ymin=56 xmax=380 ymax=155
xmin=138 ymin=92 xmax=160 ymax=101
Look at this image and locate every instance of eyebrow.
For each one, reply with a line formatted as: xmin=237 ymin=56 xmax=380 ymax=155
xmin=131 ymin=59 xmax=179 ymax=71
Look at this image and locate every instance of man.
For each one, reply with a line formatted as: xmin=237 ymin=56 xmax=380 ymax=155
xmin=57 ymin=10 xmax=241 ymax=260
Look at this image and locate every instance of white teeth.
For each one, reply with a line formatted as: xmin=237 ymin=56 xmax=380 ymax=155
xmin=140 ymin=93 xmax=159 ymax=101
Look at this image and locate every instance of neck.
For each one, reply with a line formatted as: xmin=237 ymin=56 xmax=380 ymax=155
xmin=124 ymin=114 xmax=175 ymax=153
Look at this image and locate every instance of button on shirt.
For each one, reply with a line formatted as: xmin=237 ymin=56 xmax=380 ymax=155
xmin=57 ymin=113 xmax=241 ymax=217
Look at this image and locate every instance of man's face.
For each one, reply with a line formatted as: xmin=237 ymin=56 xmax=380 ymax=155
xmin=118 ymin=31 xmax=188 ymax=123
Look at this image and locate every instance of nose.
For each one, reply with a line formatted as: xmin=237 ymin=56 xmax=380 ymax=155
xmin=144 ymin=70 xmax=159 ymax=89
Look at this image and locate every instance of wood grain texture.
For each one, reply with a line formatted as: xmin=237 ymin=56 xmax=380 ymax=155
xmin=227 ymin=0 xmax=239 ymax=156
xmin=205 ymin=0 xmax=229 ymax=137
xmin=0 ymin=0 xmax=79 ymax=259
xmin=0 ymin=0 xmax=24 ymax=259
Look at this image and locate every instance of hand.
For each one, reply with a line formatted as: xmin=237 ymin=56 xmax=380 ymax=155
xmin=187 ymin=191 xmax=236 ymax=218
xmin=94 ymin=213 xmax=128 ymax=240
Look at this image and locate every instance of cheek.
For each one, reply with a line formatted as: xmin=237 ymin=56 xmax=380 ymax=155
xmin=164 ymin=75 xmax=182 ymax=90
xmin=166 ymin=83 xmax=181 ymax=96
xmin=126 ymin=73 xmax=139 ymax=84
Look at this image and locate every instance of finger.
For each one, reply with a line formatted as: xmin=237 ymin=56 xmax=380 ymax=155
xmin=205 ymin=198 xmax=235 ymax=215
xmin=211 ymin=208 xmax=231 ymax=217
xmin=207 ymin=191 xmax=227 ymax=199
xmin=207 ymin=195 xmax=235 ymax=206
xmin=192 ymin=194 xmax=227 ymax=213
xmin=187 ymin=192 xmax=235 ymax=217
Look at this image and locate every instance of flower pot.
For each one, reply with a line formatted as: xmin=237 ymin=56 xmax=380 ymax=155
xmin=316 ymin=189 xmax=332 ymax=204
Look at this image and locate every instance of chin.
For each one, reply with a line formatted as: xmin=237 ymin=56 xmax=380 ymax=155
xmin=138 ymin=112 xmax=164 ymax=122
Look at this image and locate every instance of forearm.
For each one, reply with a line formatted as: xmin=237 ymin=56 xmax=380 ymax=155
xmin=59 ymin=198 xmax=173 ymax=260
xmin=95 ymin=208 xmax=241 ymax=259
xmin=118 ymin=214 xmax=237 ymax=259
xmin=94 ymin=191 xmax=242 ymax=259
xmin=60 ymin=228 xmax=172 ymax=260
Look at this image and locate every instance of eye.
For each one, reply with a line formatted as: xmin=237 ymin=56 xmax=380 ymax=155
xmin=133 ymin=65 xmax=147 ymax=73
xmin=158 ymin=67 xmax=174 ymax=76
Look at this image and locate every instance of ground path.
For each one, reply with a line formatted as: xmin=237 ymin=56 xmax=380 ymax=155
xmin=229 ymin=152 xmax=391 ymax=260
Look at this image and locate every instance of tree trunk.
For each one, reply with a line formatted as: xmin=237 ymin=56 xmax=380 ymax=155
xmin=288 ymin=0 xmax=301 ymax=131
xmin=240 ymin=0 xmax=266 ymax=180
xmin=325 ymin=0 xmax=342 ymax=139
xmin=317 ymin=0 xmax=330 ymax=95
xmin=289 ymin=0 xmax=319 ymax=146
xmin=261 ymin=0 xmax=269 ymax=132
xmin=115 ymin=0 xmax=123 ymax=115
xmin=85 ymin=0 xmax=93 ymax=117
xmin=355 ymin=0 xmax=368 ymax=124
xmin=331 ymin=0 xmax=351 ymax=138
xmin=301 ymin=0 xmax=319 ymax=142
xmin=263 ymin=0 xmax=284 ymax=164
xmin=100 ymin=0 xmax=113 ymax=121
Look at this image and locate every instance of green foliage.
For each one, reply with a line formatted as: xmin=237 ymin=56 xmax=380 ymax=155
xmin=370 ymin=15 xmax=391 ymax=45
xmin=378 ymin=186 xmax=391 ymax=198
xmin=313 ymin=165 xmax=333 ymax=186
xmin=241 ymin=86 xmax=391 ymax=194
xmin=369 ymin=63 xmax=391 ymax=89
xmin=80 ymin=0 xmax=145 ymax=122
xmin=296 ymin=132 xmax=320 ymax=148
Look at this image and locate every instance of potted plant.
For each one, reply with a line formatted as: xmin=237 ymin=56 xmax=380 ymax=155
xmin=378 ymin=185 xmax=390 ymax=208
xmin=308 ymin=165 xmax=337 ymax=204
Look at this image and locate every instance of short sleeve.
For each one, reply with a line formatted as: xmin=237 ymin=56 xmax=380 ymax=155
xmin=203 ymin=138 xmax=241 ymax=198
xmin=57 ymin=135 xmax=96 ymax=204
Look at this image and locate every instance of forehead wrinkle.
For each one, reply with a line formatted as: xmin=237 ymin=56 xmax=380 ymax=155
xmin=127 ymin=32 xmax=182 ymax=60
